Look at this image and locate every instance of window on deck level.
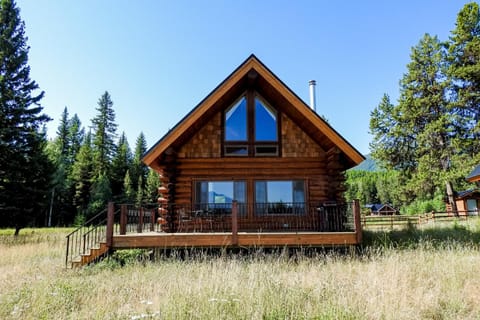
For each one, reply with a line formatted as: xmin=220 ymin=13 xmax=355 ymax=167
xmin=195 ymin=181 xmax=246 ymax=214
xmin=255 ymin=180 xmax=305 ymax=215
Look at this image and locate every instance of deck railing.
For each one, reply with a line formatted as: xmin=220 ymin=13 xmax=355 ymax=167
xmin=66 ymin=200 xmax=362 ymax=267
xmin=131 ymin=201 xmax=359 ymax=234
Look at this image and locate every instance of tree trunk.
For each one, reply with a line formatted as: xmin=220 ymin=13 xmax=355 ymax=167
xmin=14 ymin=226 xmax=21 ymax=236
xmin=445 ymin=181 xmax=458 ymax=217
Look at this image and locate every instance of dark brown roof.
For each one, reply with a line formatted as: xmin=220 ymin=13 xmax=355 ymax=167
xmin=467 ymin=165 xmax=480 ymax=183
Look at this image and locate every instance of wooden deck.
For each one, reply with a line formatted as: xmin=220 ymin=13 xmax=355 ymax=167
xmin=66 ymin=200 xmax=363 ymax=268
xmin=112 ymin=231 xmax=360 ymax=249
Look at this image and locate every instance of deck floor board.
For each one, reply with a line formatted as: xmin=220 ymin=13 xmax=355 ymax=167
xmin=112 ymin=231 xmax=359 ymax=248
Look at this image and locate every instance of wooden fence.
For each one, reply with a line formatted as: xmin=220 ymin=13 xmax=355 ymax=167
xmin=361 ymin=211 xmax=479 ymax=229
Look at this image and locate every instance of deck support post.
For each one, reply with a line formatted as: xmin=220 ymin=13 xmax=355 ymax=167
xmin=353 ymin=199 xmax=362 ymax=243
xmin=120 ymin=204 xmax=127 ymax=235
xmin=106 ymin=202 xmax=114 ymax=248
xmin=232 ymin=201 xmax=238 ymax=246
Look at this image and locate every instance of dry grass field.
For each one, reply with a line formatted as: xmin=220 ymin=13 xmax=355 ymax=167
xmin=1 ymin=222 xmax=480 ymax=319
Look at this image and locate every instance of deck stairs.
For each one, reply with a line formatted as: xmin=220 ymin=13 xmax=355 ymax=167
xmin=70 ymin=241 xmax=109 ymax=268
xmin=65 ymin=207 xmax=113 ymax=268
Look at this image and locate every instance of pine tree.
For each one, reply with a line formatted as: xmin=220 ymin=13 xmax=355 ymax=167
xmin=56 ymin=107 xmax=70 ymax=157
xmin=111 ymin=132 xmax=132 ymax=199
xmin=68 ymin=113 xmax=84 ymax=166
xmin=144 ymin=169 xmax=160 ymax=203
xmin=370 ymin=34 xmax=458 ymax=210
xmin=131 ymin=132 xmax=148 ymax=193
xmin=47 ymin=108 xmax=85 ymax=225
xmin=71 ymin=132 xmax=94 ymax=216
xmin=91 ymin=91 xmax=117 ymax=177
xmin=123 ymin=170 xmax=135 ymax=203
xmin=135 ymin=175 xmax=144 ymax=206
xmin=448 ymin=2 xmax=480 ymax=170
xmin=0 ymin=0 xmax=52 ymax=235
xmin=88 ymin=173 xmax=112 ymax=217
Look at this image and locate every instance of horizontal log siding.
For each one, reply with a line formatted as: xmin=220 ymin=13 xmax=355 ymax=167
xmin=171 ymin=158 xmax=331 ymax=205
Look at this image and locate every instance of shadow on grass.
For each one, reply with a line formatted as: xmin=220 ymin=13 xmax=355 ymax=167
xmin=361 ymin=220 xmax=480 ymax=250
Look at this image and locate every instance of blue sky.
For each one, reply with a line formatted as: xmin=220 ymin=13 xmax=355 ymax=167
xmin=16 ymin=0 xmax=472 ymax=154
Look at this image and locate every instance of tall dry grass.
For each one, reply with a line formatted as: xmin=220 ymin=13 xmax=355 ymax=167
xmin=1 ymin=223 xmax=480 ymax=319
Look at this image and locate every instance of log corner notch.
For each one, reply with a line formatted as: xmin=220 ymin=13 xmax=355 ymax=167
xmin=157 ymin=147 xmax=179 ymax=232
xmin=326 ymin=147 xmax=347 ymax=202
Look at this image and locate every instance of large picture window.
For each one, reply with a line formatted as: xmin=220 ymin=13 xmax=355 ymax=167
xmin=225 ymin=96 xmax=247 ymax=142
xmin=255 ymin=97 xmax=277 ymax=141
xmin=224 ymin=92 xmax=279 ymax=156
xmin=195 ymin=181 xmax=246 ymax=214
xmin=255 ymin=180 xmax=305 ymax=214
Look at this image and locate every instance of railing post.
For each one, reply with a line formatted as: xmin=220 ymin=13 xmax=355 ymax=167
xmin=65 ymin=236 xmax=70 ymax=268
xmin=120 ymin=204 xmax=127 ymax=235
xmin=150 ymin=209 xmax=155 ymax=232
xmin=232 ymin=201 xmax=238 ymax=246
xmin=353 ymin=199 xmax=362 ymax=243
xmin=106 ymin=202 xmax=114 ymax=248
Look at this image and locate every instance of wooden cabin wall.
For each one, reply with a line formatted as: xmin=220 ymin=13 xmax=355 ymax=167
xmin=281 ymin=115 xmax=324 ymax=157
xmin=177 ymin=113 xmax=222 ymax=158
xmin=159 ymin=112 xmax=347 ymax=206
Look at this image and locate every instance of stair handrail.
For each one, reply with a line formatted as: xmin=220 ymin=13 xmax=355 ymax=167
xmin=65 ymin=208 xmax=108 ymax=239
xmin=65 ymin=206 xmax=112 ymax=268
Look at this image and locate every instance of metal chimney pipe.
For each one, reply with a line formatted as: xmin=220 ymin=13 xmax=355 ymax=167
xmin=309 ymin=80 xmax=316 ymax=112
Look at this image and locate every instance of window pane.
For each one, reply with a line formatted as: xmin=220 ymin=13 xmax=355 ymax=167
xmin=225 ymin=97 xmax=247 ymax=141
xmin=234 ymin=181 xmax=246 ymax=203
xmin=255 ymin=180 xmax=305 ymax=215
xmin=255 ymin=98 xmax=277 ymax=141
xmin=225 ymin=145 xmax=248 ymax=156
xmin=292 ymin=181 xmax=305 ymax=203
xmin=196 ymin=181 xmax=246 ymax=204
xmin=208 ymin=182 xmax=233 ymax=204
xmin=255 ymin=145 xmax=278 ymax=156
xmin=266 ymin=181 xmax=292 ymax=203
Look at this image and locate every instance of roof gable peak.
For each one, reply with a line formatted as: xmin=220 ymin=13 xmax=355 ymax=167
xmin=143 ymin=55 xmax=365 ymax=169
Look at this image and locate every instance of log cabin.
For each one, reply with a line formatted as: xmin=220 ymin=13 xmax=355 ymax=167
xmin=444 ymin=165 xmax=480 ymax=216
xmin=66 ymin=55 xmax=365 ymax=267
xmin=446 ymin=190 xmax=480 ymax=216
xmin=141 ymin=54 xmax=364 ymax=238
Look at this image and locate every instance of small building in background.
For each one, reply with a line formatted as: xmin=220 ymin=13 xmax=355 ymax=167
xmin=365 ymin=203 xmax=398 ymax=215
xmin=447 ymin=190 xmax=480 ymax=216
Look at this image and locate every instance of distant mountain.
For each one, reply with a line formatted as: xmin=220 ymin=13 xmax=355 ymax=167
xmin=351 ymin=154 xmax=379 ymax=172
xmin=208 ymin=191 xmax=233 ymax=204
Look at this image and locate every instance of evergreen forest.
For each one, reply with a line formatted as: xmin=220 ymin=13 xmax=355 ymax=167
xmin=349 ymin=2 xmax=480 ymax=215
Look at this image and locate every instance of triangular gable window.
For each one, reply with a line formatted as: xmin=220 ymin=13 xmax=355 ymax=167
xmin=223 ymin=92 xmax=279 ymax=157
xmin=225 ymin=96 xmax=247 ymax=141
xmin=255 ymin=97 xmax=277 ymax=141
